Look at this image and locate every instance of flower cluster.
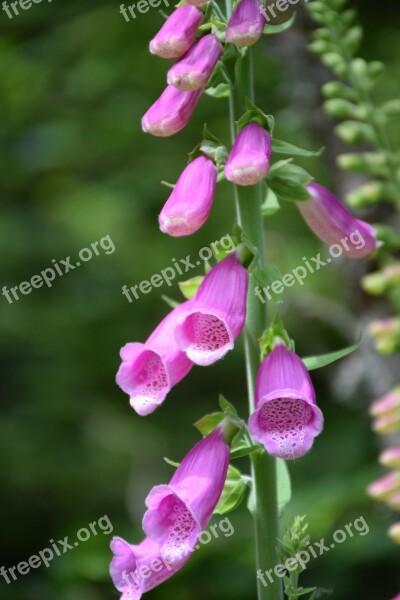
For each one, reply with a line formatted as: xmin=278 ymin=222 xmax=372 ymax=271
xmin=112 ymin=1 xmax=383 ymax=597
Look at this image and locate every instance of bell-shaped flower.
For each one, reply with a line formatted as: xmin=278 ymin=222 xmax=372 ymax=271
xmin=167 ymin=34 xmax=223 ymax=91
xmin=110 ymin=536 xmax=189 ymax=600
xmin=159 ymin=156 xmax=217 ymax=237
xmin=149 ymin=5 xmax=204 ymax=59
xmin=224 ymin=122 xmax=272 ymax=186
xmin=116 ymin=302 xmax=193 ymax=416
xmin=142 ymin=426 xmax=230 ymax=565
xmin=248 ymin=343 xmax=324 ymax=460
xmin=174 ymin=252 xmax=249 ymax=366
xmin=142 ymin=85 xmax=202 ymax=137
xmin=226 ymin=0 xmax=264 ymax=47
xmin=297 ymin=182 xmax=379 ymax=259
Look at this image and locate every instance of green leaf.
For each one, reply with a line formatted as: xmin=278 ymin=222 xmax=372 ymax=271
xmin=272 ymin=139 xmax=325 ymax=158
xmin=219 ymin=394 xmax=238 ymax=416
xmin=263 ymin=12 xmax=296 ymax=35
xmin=178 ymin=276 xmax=204 ymax=300
xmin=230 ymin=442 xmax=260 ymax=460
xmin=276 ymin=459 xmax=292 ymax=516
xmin=237 ymin=100 xmax=275 ymax=134
xmin=267 ymin=162 xmax=313 ymax=202
xmin=205 ymin=83 xmax=231 ymax=98
xmin=161 ymin=295 xmax=180 ymax=309
xmin=194 ymin=412 xmax=225 ymax=436
xmin=261 ymin=184 xmax=281 ymax=216
xmin=214 ymin=465 xmax=246 ymax=515
xmin=302 ymin=338 xmax=362 ymax=371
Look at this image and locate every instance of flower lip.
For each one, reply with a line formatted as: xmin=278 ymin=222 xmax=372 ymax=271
xmin=116 ymin=345 xmax=171 ymax=416
xmin=174 ymin=307 xmax=235 ymax=366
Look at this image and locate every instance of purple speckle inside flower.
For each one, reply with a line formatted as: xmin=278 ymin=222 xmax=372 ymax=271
xmin=180 ymin=312 xmax=231 ymax=365
xmin=258 ymin=398 xmax=314 ymax=459
xmin=159 ymin=495 xmax=196 ymax=563
xmin=133 ymin=354 xmax=168 ymax=411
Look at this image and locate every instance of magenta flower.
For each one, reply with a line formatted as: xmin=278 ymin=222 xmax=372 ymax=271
xmin=159 ymin=156 xmax=217 ymax=237
xmin=110 ymin=536 xmax=189 ymax=600
xmin=226 ymin=0 xmax=264 ymax=47
xmin=167 ymin=34 xmax=223 ymax=91
xmin=297 ymin=182 xmax=379 ymax=259
xmin=174 ymin=252 xmax=249 ymax=366
xmin=224 ymin=122 xmax=272 ymax=186
xmin=248 ymin=343 xmax=324 ymax=460
xmin=142 ymin=85 xmax=203 ymax=137
xmin=116 ymin=302 xmax=193 ymax=416
xmin=142 ymin=426 xmax=230 ymax=564
xmin=149 ymin=5 xmax=204 ymax=59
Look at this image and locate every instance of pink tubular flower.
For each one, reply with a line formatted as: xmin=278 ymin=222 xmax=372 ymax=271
xmin=224 ymin=122 xmax=272 ymax=186
xmin=370 ymin=387 xmax=400 ymax=417
xmin=159 ymin=156 xmax=217 ymax=237
xmin=167 ymin=34 xmax=223 ymax=91
xmin=142 ymin=426 xmax=230 ymax=565
xmin=248 ymin=343 xmax=324 ymax=460
xmin=149 ymin=5 xmax=204 ymax=59
xmin=142 ymin=85 xmax=203 ymax=137
xmin=297 ymin=182 xmax=379 ymax=259
xmin=174 ymin=252 xmax=249 ymax=366
xmin=226 ymin=0 xmax=264 ymax=47
xmin=110 ymin=536 xmax=188 ymax=600
xmin=116 ymin=302 xmax=193 ymax=416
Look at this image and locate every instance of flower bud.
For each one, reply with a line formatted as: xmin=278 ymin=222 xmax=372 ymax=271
xmin=362 ymin=264 xmax=400 ymax=295
xmin=379 ymin=447 xmax=400 ymax=470
xmin=369 ymin=318 xmax=400 ymax=355
xmin=167 ymin=34 xmax=223 ymax=91
xmin=335 ymin=121 xmax=374 ymax=145
xmin=142 ymin=85 xmax=202 ymax=137
xmin=387 ymin=492 xmax=400 ymax=510
xmin=367 ymin=472 xmax=400 ymax=501
xmin=296 ymin=182 xmax=379 ymax=259
xmin=370 ymin=387 xmax=400 ymax=417
xmin=372 ymin=413 xmax=400 ymax=435
xmin=224 ymin=122 xmax=272 ymax=186
xmin=388 ymin=522 xmax=400 ymax=545
xmin=149 ymin=5 xmax=204 ymax=59
xmin=346 ymin=181 xmax=388 ymax=209
xmin=226 ymin=0 xmax=264 ymax=48
xmin=159 ymin=156 xmax=217 ymax=237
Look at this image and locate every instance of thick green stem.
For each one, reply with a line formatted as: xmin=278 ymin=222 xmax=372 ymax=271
xmin=223 ymin=8 xmax=283 ymax=597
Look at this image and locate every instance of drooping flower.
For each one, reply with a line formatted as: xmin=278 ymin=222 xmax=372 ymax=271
xmin=296 ymin=182 xmax=379 ymax=259
xmin=367 ymin=472 xmax=400 ymax=501
xmin=149 ymin=5 xmax=204 ymax=59
xmin=142 ymin=85 xmax=203 ymax=137
xmin=116 ymin=302 xmax=193 ymax=416
xmin=174 ymin=252 xmax=249 ymax=366
xmin=248 ymin=343 xmax=324 ymax=460
xmin=110 ymin=536 xmax=188 ymax=600
xmin=379 ymin=447 xmax=400 ymax=469
xmin=167 ymin=34 xmax=223 ymax=91
xmin=142 ymin=426 xmax=230 ymax=564
xmin=226 ymin=0 xmax=264 ymax=47
xmin=224 ymin=122 xmax=272 ymax=186
xmin=159 ymin=156 xmax=217 ymax=237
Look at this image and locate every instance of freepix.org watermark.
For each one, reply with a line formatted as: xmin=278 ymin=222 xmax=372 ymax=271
xmin=259 ymin=0 xmax=310 ymax=23
xmin=122 ymin=234 xmax=235 ymax=303
xmin=254 ymin=229 xmax=367 ymax=303
xmin=1 ymin=0 xmax=52 ymax=19
xmin=0 ymin=515 xmax=113 ymax=584
xmin=257 ymin=516 xmax=369 ymax=588
xmin=122 ymin=516 xmax=234 ymax=591
xmin=2 ymin=235 xmax=115 ymax=305
xmin=119 ymin=0 xmax=170 ymax=21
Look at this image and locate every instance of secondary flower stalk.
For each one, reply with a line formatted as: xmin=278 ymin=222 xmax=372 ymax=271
xmin=159 ymin=156 xmax=217 ymax=237
xmin=248 ymin=342 xmax=324 ymax=460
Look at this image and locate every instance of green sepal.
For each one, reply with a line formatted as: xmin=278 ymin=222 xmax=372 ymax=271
xmin=267 ymin=161 xmax=313 ymax=202
xmin=193 ymin=412 xmax=225 ymax=436
xmin=205 ymin=83 xmax=231 ymax=98
xmin=178 ymin=275 xmax=204 ymax=299
xmin=263 ymin=12 xmax=296 ymax=35
xmin=259 ymin=315 xmax=295 ymax=360
xmin=214 ymin=465 xmax=247 ymax=515
xmin=236 ymin=99 xmax=275 ymax=134
xmin=261 ymin=183 xmax=281 ymax=216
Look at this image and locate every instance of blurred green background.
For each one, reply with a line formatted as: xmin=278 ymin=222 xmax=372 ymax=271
xmin=0 ymin=1 xmax=399 ymax=599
